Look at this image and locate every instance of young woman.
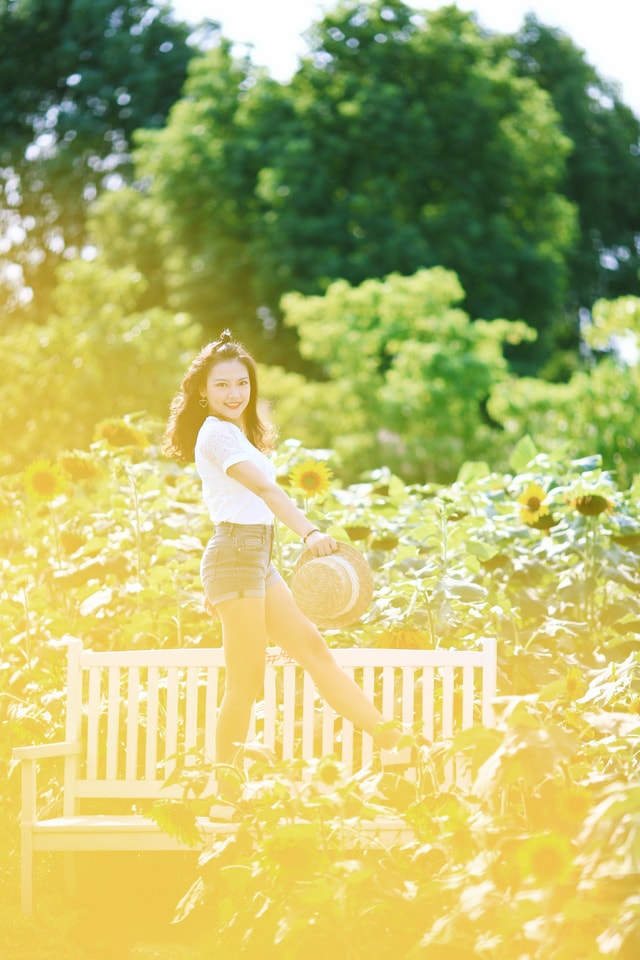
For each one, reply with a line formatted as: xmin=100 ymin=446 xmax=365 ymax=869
xmin=163 ymin=330 xmax=400 ymax=772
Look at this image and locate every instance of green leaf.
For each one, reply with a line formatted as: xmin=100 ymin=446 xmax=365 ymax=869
xmin=144 ymin=799 xmax=202 ymax=847
xmin=219 ymin=864 xmax=253 ymax=893
xmin=509 ymin=435 xmax=539 ymax=473
xmin=440 ymin=576 xmax=488 ymax=602
xmin=172 ymin=876 xmax=206 ymax=925
xmin=456 ymin=461 xmax=491 ymax=484
xmin=465 ymin=540 xmax=500 ymax=561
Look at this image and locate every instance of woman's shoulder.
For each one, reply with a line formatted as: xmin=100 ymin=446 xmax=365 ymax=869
xmin=196 ymin=417 xmax=247 ymax=459
xmin=199 ymin=416 xmax=240 ymax=438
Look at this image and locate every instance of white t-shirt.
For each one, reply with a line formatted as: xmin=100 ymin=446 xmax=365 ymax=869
xmin=194 ymin=417 xmax=275 ymax=524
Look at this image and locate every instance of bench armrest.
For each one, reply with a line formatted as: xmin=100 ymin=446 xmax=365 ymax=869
xmin=12 ymin=741 xmax=82 ymax=762
xmin=13 ymin=741 xmax=83 ymax=825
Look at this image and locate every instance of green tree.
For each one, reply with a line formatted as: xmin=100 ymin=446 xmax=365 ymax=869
xmin=0 ymin=258 xmax=201 ymax=471
xmin=276 ymin=267 xmax=534 ymax=482
xmin=497 ymin=15 xmax=640 ymax=367
xmin=132 ymin=39 xmax=297 ymax=362
xmin=133 ymin=0 xmax=576 ymax=369
xmin=0 ymin=0 xmax=203 ymax=325
xmin=488 ymin=296 xmax=640 ymax=485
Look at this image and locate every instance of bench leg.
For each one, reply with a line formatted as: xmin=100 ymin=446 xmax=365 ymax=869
xmin=20 ymin=826 xmax=33 ymax=915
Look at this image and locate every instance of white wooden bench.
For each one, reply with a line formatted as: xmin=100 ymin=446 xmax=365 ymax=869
xmin=12 ymin=637 xmax=497 ymax=913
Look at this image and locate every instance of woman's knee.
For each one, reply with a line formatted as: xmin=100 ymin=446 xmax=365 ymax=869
xmin=294 ymin=626 xmax=336 ymax=675
xmin=224 ymin=666 xmax=265 ymax=704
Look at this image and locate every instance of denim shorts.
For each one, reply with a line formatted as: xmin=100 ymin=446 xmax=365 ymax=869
xmin=200 ymin=522 xmax=283 ymax=606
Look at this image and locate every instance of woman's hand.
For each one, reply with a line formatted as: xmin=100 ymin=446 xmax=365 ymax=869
xmin=305 ymin=530 xmax=337 ymax=557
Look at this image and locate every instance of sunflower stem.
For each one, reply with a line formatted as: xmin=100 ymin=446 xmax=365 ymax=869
xmin=584 ymin=515 xmax=599 ymax=626
xmin=123 ymin=463 xmax=142 ymax=583
xmin=21 ymin=585 xmax=33 ymax=677
xmin=172 ymin=568 xmax=183 ymax=647
xmin=48 ymin=502 xmax=63 ymax=569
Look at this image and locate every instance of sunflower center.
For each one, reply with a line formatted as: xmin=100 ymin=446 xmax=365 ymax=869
xmin=34 ymin=473 xmax=58 ymax=495
xmin=301 ymin=473 xmax=320 ymax=490
xmin=530 ymin=846 xmax=567 ymax=884
xmin=527 ymin=497 xmax=541 ymax=511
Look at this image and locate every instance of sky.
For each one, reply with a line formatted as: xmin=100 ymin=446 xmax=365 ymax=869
xmin=169 ymin=1 xmax=640 ymax=117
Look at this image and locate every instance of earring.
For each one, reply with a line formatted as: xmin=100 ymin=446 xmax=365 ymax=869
xmin=198 ymin=397 xmax=209 ymax=409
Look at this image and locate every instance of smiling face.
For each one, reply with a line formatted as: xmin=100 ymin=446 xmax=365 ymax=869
xmin=200 ymin=359 xmax=252 ymax=423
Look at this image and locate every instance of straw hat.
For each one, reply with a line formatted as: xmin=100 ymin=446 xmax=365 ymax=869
xmin=291 ymin=542 xmax=374 ymax=629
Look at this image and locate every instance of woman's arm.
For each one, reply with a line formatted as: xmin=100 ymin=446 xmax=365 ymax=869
xmin=226 ymin=460 xmax=336 ymax=556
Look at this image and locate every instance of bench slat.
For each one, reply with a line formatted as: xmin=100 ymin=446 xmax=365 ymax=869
xmin=165 ymin=666 xmax=179 ymax=777
xmin=145 ymin=666 xmax=159 ymax=780
xmin=185 ymin=666 xmax=199 ymax=755
xmin=462 ymin=663 xmax=475 ymax=729
xmin=322 ymin=699 xmax=335 ymax=756
xmin=401 ymin=667 xmax=414 ymax=727
xmin=125 ymin=666 xmax=140 ymax=780
xmin=361 ymin=666 xmax=375 ymax=767
xmin=263 ymin=663 xmax=276 ymax=751
xmin=75 ymin=647 xmax=490 ymax=668
xmin=381 ymin=665 xmax=394 ymax=722
xmin=422 ymin=667 xmax=434 ymax=741
xmin=204 ymin=665 xmax=218 ymax=758
xmin=74 ymin=780 xmax=179 ymax=798
xmin=441 ymin=666 xmax=455 ymax=783
xmin=302 ymin=672 xmax=315 ymax=760
xmin=106 ymin=666 xmax=121 ymax=780
xmin=341 ymin=666 xmax=355 ymax=769
xmin=282 ymin=664 xmax=296 ymax=759
xmin=86 ymin=668 xmax=101 ymax=780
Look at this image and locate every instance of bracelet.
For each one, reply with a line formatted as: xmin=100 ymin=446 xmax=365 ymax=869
xmin=303 ymin=528 xmax=321 ymax=544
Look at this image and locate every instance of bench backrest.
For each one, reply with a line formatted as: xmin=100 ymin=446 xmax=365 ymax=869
xmin=62 ymin=639 xmax=496 ymax=810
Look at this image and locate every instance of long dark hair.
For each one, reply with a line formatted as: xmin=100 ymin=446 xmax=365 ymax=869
xmin=162 ymin=330 xmax=274 ymax=462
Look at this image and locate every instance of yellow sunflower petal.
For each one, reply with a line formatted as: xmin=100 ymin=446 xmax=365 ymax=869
xmin=518 ymin=482 xmax=549 ymax=524
xmin=515 ymin=831 xmax=574 ymax=886
xmin=23 ymin=459 xmax=68 ymax=502
xmin=288 ymin=459 xmax=333 ymax=497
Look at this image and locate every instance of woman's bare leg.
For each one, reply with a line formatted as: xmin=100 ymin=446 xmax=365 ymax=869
xmin=265 ymin=580 xmax=399 ymax=748
xmin=214 ymin=596 xmax=267 ymax=764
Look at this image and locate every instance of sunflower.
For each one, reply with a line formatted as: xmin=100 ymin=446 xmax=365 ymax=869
xmin=370 ymin=534 xmax=399 ymax=551
xmin=288 ymin=458 xmax=333 ymax=497
xmin=515 ymin=831 xmax=574 ymax=886
xmin=517 ymin=483 xmax=549 ymax=525
xmin=59 ymin=531 xmax=86 ymax=555
xmin=570 ymin=494 xmax=613 ymax=517
xmin=94 ymin=418 xmax=149 ymax=449
xmin=58 ymin=450 xmax=102 ymax=482
xmin=553 ymin=785 xmax=591 ymax=833
xmin=564 ymin=665 xmax=587 ymax=701
xmin=316 ymin=756 xmax=343 ymax=786
xmin=345 ymin=524 xmax=372 ymax=542
xmin=23 ymin=459 xmax=68 ymax=502
xmin=529 ymin=512 xmax=560 ymax=532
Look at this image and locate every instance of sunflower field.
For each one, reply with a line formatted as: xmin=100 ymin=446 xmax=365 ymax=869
xmin=1 ymin=422 xmax=639 ymax=959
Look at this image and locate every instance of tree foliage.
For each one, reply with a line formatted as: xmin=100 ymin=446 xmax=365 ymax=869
xmin=273 ymin=267 xmax=534 ymax=481
xmin=265 ymin=278 xmax=640 ymax=486
xmin=0 ymin=258 xmax=201 ymax=471
xmin=488 ymin=296 xmax=640 ymax=488
xmin=0 ymin=0 xmax=200 ymax=324
xmin=500 ymin=15 xmax=640 ymax=322
xmin=132 ymin=1 xmax=577 ymax=367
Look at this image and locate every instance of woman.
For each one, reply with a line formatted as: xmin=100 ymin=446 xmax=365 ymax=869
xmin=163 ymin=330 xmax=400 ymax=774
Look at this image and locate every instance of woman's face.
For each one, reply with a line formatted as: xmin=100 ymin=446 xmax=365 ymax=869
xmin=200 ymin=359 xmax=251 ymax=423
